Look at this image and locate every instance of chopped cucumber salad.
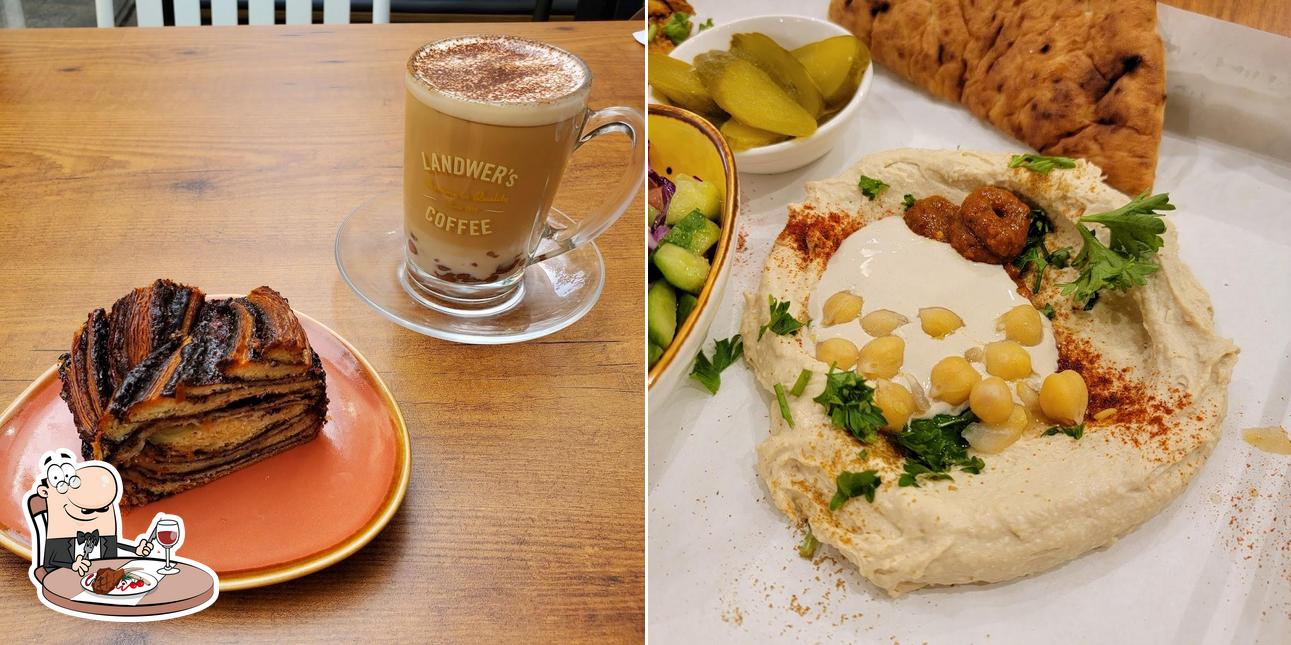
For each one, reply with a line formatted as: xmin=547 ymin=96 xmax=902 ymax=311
xmin=648 ymin=168 xmax=722 ymax=367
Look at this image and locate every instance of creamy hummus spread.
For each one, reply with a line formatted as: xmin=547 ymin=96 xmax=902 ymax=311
xmin=741 ymin=149 xmax=1238 ymax=595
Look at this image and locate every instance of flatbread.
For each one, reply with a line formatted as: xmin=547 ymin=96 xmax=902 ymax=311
xmin=829 ymin=0 xmax=1165 ymax=195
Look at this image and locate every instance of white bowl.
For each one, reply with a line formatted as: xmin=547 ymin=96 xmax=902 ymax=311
xmin=651 ymin=15 xmax=873 ymax=175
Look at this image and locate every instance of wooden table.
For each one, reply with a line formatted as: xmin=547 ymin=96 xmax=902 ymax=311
xmin=0 ymin=21 xmax=642 ymax=641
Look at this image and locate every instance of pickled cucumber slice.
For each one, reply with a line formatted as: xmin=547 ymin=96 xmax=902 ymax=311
xmin=730 ymin=32 xmax=824 ymax=117
xmin=837 ymin=39 xmax=871 ymax=107
xmin=720 ymin=119 xmax=788 ymax=151
xmin=653 ymin=243 xmax=711 ymax=294
xmin=792 ymin=35 xmax=865 ymax=105
xmin=694 ymin=51 xmax=817 ymax=138
xmin=648 ymin=281 xmax=679 ymax=348
xmin=648 ymin=52 xmax=721 ymax=116
xmin=648 ymin=342 xmax=663 ymax=367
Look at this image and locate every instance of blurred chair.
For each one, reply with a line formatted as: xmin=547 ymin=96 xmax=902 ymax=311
xmin=96 ymin=0 xmax=391 ymax=27
xmin=1 ymin=0 xmax=24 ymax=28
xmin=96 ymin=0 xmax=636 ymax=28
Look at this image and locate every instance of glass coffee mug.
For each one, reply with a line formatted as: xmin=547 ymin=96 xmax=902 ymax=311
xmin=402 ymin=35 xmax=643 ymax=315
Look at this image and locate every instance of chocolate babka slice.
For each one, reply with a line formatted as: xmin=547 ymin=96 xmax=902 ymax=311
xmin=59 ymin=280 xmax=328 ymax=506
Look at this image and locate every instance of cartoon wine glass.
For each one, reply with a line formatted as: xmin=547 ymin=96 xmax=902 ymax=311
xmin=155 ymin=519 xmax=181 ymax=575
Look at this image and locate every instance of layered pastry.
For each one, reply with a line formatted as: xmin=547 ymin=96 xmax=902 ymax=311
xmin=59 ymin=279 xmax=328 ymax=506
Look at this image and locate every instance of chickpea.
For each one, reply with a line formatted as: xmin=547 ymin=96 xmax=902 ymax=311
xmin=963 ymin=346 xmax=984 ymax=363
xmin=816 ymin=337 xmax=859 ymax=369
xmin=998 ymin=304 xmax=1044 ymax=346
xmin=984 ymin=340 xmax=1033 ymax=380
xmin=918 ymin=307 xmax=964 ymax=339
xmin=929 ymin=356 xmax=981 ymax=405
xmin=874 ymin=380 xmax=916 ymax=431
xmin=969 ymin=376 xmax=1013 ymax=425
xmin=1039 ymin=370 xmax=1089 ymax=425
xmin=822 ymin=291 xmax=863 ymax=326
xmin=860 ymin=309 xmax=909 ymax=337
xmin=963 ymin=405 xmax=1028 ymax=453
xmin=857 ymin=335 xmax=905 ymax=379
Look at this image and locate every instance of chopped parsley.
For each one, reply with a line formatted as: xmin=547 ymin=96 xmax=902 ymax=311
xmin=812 ymin=368 xmax=886 ymax=444
xmin=857 ymin=175 xmax=889 ymax=200
xmin=830 ymin=470 xmax=881 ymax=510
xmin=1041 ymin=303 xmax=1056 ymax=319
xmin=1043 ymin=422 xmax=1085 ymax=440
xmin=660 ymin=12 xmax=693 ymax=45
xmin=1048 ymin=247 xmax=1072 ymax=268
xmin=897 ymin=462 xmax=954 ymax=488
xmin=698 ymin=17 xmax=714 ymax=31
xmin=690 ymin=335 xmax=743 ymax=394
xmin=646 ymin=24 xmax=657 ymax=42
xmin=798 ymin=526 xmax=819 ymax=558
xmin=789 ymin=368 xmax=812 ymax=397
xmin=1016 ymin=245 xmax=1050 ymax=293
xmin=891 ymin=410 xmax=986 ymax=487
xmin=758 ymin=295 xmax=807 ymax=340
xmin=858 ymin=448 xmax=869 ymax=462
xmin=1013 ymin=208 xmax=1072 ymax=293
xmin=901 ymin=194 xmax=916 ymax=210
xmin=1060 ymin=192 xmax=1173 ymax=308
xmin=1009 ymin=153 xmax=1077 ymax=174
xmin=774 ymin=383 xmax=794 ymax=427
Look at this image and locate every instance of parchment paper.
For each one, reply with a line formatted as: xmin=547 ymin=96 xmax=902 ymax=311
xmin=648 ymin=4 xmax=1291 ymax=643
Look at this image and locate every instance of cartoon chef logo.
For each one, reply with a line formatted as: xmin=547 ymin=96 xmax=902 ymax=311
xmin=24 ymin=450 xmax=218 ymax=621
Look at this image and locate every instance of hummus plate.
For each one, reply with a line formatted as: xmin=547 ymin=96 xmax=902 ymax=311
xmin=742 ymin=148 xmax=1238 ymax=594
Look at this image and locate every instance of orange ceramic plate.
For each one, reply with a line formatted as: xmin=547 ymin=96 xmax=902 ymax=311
xmin=0 ymin=310 xmax=410 ymax=591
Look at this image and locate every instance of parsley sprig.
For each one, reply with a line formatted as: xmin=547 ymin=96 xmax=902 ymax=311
xmin=830 ymin=470 xmax=881 ymax=510
xmin=660 ymin=12 xmax=693 ymax=45
xmin=1059 ymin=193 xmax=1172 ymax=309
xmin=1079 ymin=192 xmax=1173 ymax=256
xmin=812 ymin=368 xmax=886 ymax=444
xmin=857 ymin=175 xmax=889 ymax=200
xmin=1043 ymin=423 xmax=1085 ymax=440
xmin=690 ymin=334 xmax=743 ymax=394
xmin=891 ymin=410 xmax=985 ymax=487
xmin=901 ymin=194 xmax=916 ymax=210
xmin=1009 ymin=153 xmax=1077 ymax=174
xmin=758 ymin=295 xmax=807 ymax=340
xmin=1014 ymin=208 xmax=1072 ymax=293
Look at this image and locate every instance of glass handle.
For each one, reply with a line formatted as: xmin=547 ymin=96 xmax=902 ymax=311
xmin=530 ymin=105 xmax=644 ymax=264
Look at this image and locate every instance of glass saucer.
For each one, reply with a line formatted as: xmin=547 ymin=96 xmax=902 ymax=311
xmin=335 ymin=191 xmax=605 ymax=345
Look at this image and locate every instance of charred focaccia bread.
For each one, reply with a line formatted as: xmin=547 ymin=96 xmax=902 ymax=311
xmin=59 ymin=279 xmax=328 ymax=506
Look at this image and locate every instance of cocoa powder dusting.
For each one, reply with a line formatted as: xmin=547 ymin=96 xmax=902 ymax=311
xmin=409 ymin=35 xmax=586 ymax=104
